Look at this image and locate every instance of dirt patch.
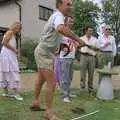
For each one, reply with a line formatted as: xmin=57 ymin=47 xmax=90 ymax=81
xmin=21 ymin=66 xmax=120 ymax=92
xmin=21 ymin=73 xmax=37 ymax=91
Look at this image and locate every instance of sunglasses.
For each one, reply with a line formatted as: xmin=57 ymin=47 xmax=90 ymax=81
xmin=105 ymin=29 xmax=111 ymax=31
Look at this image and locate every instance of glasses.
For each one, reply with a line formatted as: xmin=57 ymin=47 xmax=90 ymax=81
xmin=105 ymin=29 xmax=111 ymax=31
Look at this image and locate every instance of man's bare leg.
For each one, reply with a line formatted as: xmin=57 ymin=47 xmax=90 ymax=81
xmin=42 ymin=69 xmax=59 ymax=119
xmin=42 ymin=69 xmax=56 ymax=109
xmin=32 ymin=69 xmax=45 ymax=106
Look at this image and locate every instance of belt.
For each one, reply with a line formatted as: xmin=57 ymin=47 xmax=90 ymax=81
xmin=81 ymin=52 xmax=95 ymax=56
xmin=101 ymin=51 xmax=112 ymax=53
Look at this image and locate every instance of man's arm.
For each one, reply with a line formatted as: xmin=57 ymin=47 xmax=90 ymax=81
xmin=56 ymin=24 xmax=85 ymax=47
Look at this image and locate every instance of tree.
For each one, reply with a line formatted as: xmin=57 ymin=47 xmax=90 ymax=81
xmin=72 ymin=0 xmax=100 ymax=36
xmin=101 ymin=0 xmax=120 ymax=65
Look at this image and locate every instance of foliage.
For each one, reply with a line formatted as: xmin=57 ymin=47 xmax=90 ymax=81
xmin=72 ymin=0 xmax=100 ymax=36
xmin=102 ymin=0 xmax=120 ymax=41
xmin=101 ymin=0 xmax=120 ymax=65
xmin=20 ymin=40 xmax=38 ymax=70
xmin=73 ymin=59 xmax=80 ymax=70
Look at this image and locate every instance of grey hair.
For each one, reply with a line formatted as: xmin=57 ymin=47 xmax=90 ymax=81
xmin=11 ymin=21 xmax=22 ymax=28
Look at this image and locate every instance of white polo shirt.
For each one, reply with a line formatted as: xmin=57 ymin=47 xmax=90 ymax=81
xmin=80 ymin=35 xmax=98 ymax=56
xmin=37 ymin=10 xmax=65 ymax=53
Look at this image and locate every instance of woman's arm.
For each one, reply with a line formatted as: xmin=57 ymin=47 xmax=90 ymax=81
xmin=2 ymin=31 xmax=17 ymax=53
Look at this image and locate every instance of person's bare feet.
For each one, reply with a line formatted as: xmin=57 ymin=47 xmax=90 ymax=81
xmin=30 ymin=100 xmax=45 ymax=111
xmin=44 ymin=109 xmax=61 ymax=120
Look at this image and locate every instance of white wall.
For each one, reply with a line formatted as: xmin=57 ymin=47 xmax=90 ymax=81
xmin=0 ymin=0 xmax=56 ymax=41
xmin=20 ymin=0 xmax=56 ymax=40
xmin=0 ymin=3 xmax=19 ymax=28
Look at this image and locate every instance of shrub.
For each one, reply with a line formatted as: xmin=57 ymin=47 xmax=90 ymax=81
xmin=20 ymin=40 xmax=38 ymax=71
xmin=73 ymin=60 xmax=80 ymax=70
xmin=114 ymin=53 xmax=120 ymax=65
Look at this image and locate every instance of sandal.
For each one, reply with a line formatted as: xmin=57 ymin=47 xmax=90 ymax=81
xmin=30 ymin=105 xmax=46 ymax=111
xmin=44 ymin=109 xmax=61 ymax=120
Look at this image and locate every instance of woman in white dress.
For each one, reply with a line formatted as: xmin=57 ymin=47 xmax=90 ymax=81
xmin=0 ymin=22 xmax=23 ymax=101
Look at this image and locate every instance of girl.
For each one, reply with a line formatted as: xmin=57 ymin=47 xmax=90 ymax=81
xmin=54 ymin=43 xmax=69 ymax=89
xmin=0 ymin=22 xmax=23 ymax=101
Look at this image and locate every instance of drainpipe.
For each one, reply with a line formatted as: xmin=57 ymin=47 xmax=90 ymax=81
xmin=15 ymin=0 xmax=22 ymax=57
xmin=15 ymin=1 xmax=22 ymax=22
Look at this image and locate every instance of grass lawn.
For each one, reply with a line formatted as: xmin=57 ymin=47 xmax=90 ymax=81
xmin=0 ymin=89 xmax=120 ymax=120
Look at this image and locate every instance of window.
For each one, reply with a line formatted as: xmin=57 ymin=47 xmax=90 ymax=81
xmin=39 ymin=5 xmax=53 ymax=21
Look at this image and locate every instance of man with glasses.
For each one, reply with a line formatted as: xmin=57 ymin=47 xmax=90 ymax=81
xmin=97 ymin=25 xmax=117 ymax=82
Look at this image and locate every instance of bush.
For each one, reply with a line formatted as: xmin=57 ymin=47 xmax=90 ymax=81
xmin=20 ymin=40 xmax=38 ymax=71
xmin=75 ymin=50 xmax=81 ymax=61
xmin=20 ymin=40 xmax=82 ymax=71
xmin=114 ymin=53 xmax=120 ymax=66
xmin=73 ymin=60 xmax=80 ymax=70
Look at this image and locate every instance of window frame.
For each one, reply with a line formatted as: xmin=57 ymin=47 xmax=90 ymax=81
xmin=39 ymin=5 xmax=53 ymax=21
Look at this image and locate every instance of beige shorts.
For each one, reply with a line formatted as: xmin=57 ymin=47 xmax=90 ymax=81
xmin=34 ymin=47 xmax=55 ymax=71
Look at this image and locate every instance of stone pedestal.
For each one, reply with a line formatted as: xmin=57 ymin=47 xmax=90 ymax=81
xmin=97 ymin=70 xmax=118 ymax=100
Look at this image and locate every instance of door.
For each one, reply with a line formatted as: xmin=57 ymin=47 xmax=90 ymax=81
xmin=0 ymin=27 xmax=7 ymax=51
xmin=0 ymin=32 xmax=3 ymax=51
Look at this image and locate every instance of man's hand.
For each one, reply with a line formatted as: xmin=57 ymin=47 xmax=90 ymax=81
xmin=104 ymin=42 xmax=111 ymax=48
xmin=78 ymin=39 xmax=86 ymax=47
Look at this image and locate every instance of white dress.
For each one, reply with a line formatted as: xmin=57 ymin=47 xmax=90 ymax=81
xmin=0 ymin=35 xmax=21 ymax=89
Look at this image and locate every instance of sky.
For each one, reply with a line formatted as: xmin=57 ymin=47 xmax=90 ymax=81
xmin=83 ymin=0 xmax=103 ymax=8
xmin=91 ymin=0 xmax=103 ymax=8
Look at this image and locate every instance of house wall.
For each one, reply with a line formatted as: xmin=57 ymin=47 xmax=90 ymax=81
xmin=20 ymin=0 xmax=56 ymax=41
xmin=0 ymin=3 xmax=19 ymax=28
xmin=0 ymin=0 xmax=56 ymax=41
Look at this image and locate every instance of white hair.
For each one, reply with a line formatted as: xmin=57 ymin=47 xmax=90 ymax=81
xmin=11 ymin=21 xmax=22 ymax=29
